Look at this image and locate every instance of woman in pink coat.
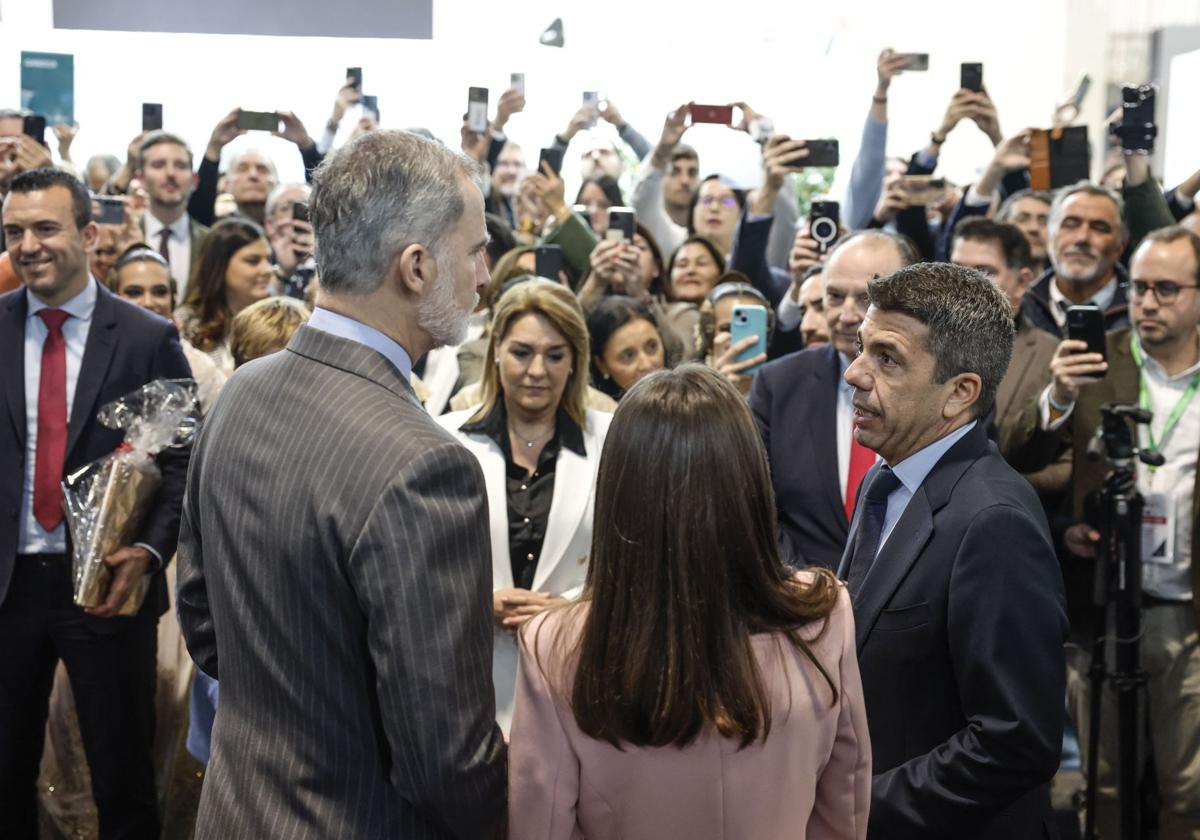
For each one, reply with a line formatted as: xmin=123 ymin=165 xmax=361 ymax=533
xmin=509 ymin=364 xmax=870 ymax=840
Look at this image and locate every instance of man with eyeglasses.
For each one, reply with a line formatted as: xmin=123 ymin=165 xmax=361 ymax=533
xmin=1012 ymin=225 xmax=1200 ymax=837
xmin=749 ymin=230 xmax=916 ymax=569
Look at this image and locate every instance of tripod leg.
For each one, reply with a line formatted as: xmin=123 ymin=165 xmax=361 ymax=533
xmin=1084 ymin=606 xmax=1109 ymax=840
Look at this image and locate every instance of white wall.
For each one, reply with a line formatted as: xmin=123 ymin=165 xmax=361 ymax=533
xmin=1165 ymin=48 xmax=1200 ymax=187
xmin=1 ymin=0 xmax=1087 ymax=201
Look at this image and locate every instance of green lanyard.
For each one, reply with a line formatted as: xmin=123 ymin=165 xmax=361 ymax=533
xmin=1130 ymin=334 xmax=1200 ymax=457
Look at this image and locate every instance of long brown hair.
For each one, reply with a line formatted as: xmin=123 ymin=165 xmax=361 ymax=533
xmin=555 ymin=364 xmax=840 ymax=749
xmin=182 ymin=217 xmax=266 ymax=351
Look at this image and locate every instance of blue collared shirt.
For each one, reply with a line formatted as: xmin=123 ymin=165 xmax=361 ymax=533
xmin=20 ymin=280 xmax=98 ymax=554
xmin=877 ymin=420 xmax=978 ymax=554
xmin=306 ymin=307 xmax=414 ymax=382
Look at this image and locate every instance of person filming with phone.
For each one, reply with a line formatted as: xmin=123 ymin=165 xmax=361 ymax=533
xmin=1010 ymin=225 xmax=1200 ymax=838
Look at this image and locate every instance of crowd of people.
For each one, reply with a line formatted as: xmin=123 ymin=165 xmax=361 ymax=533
xmin=2 ymin=45 xmax=1200 ymax=840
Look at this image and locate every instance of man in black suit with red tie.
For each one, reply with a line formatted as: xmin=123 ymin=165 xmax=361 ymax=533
xmin=0 ymin=168 xmax=192 ymax=839
xmin=837 ymin=262 xmax=1067 ymax=839
xmin=749 ymin=230 xmax=916 ymax=568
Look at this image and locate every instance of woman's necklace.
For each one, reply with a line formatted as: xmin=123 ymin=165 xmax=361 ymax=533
xmin=510 ymin=424 xmax=555 ymax=450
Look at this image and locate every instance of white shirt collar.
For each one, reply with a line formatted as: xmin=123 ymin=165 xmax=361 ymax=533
xmin=889 ymin=420 xmax=978 ymax=494
xmin=1048 ymin=275 xmax=1118 ymax=324
xmin=305 ymin=307 xmax=413 ymax=382
xmin=145 ymin=211 xmax=189 ymax=240
xmin=26 ymin=277 xmax=99 ymax=322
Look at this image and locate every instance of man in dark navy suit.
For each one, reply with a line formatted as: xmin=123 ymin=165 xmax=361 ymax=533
xmin=749 ymin=230 xmax=915 ymax=569
xmin=838 ymin=262 xmax=1068 ymax=839
xmin=0 ymin=168 xmax=192 ymax=839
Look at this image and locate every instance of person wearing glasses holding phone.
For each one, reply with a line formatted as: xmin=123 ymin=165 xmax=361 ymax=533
xmin=1011 ymin=226 xmax=1200 ymax=838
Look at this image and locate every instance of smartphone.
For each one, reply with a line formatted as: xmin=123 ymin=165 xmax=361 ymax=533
xmin=142 ymin=102 xmax=163 ymax=132
xmin=236 ymin=110 xmax=279 ymax=132
xmin=467 ymin=87 xmax=489 ymax=133
xmin=1029 ymin=126 xmax=1090 ymax=190
xmin=606 ymin=207 xmax=635 ymax=242
xmin=1118 ymin=84 xmax=1157 ymax=153
xmin=689 ymin=103 xmax=733 ymax=125
xmin=291 ymin=201 xmax=310 ymax=223
xmin=510 ymin=72 xmax=525 ymax=95
xmin=1066 ymin=305 xmax=1107 ymax=378
xmin=900 ymin=53 xmax=929 ymax=71
xmin=897 ymin=175 xmax=949 ymax=206
xmin=537 ymin=147 xmax=565 ymax=176
xmin=961 ymin=62 xmax=984 ymax=93
xmin=582 ymin=91 xmax=600 ymax=128
xmin=347 ymin=67 xmax=362 ymax=90
xmin=361 ymin=94 xmax=379 ymax=123
xmin=534 ymin=245 xmax=563 ymax=281
xmin=1068 ymin=73 xmax=1091 ymax=111
xmin=809 ymin=200 xmax=840 ymax=255
xmin=799 ymin=139 xmax=839 ymax=168
xmin=730 ymin=305 xmax=769 ymax=374
xmin=93 ymin=196 xmax=125 ymax=225
xmin=22 ymin=114 xmax=47 ymax=147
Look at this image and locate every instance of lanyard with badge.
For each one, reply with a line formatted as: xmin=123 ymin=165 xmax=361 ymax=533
xmin=1130 ymin=334 xmax=1200 ymax=566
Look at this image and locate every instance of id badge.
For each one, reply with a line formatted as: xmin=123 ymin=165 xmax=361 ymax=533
xmin=1141 ymin=492 xmax=1175 ymax=566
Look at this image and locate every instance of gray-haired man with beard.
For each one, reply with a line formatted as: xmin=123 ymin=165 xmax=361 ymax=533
xmin=1020 ymin=183 xmax=1132 ymax=337
xmin=177 ymin=130 xmax=506 ymax=839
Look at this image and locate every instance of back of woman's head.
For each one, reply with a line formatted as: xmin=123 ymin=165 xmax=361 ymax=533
xmin=184 ymin=217 xmax=265 ymax=348
xmin=567 ymin=364 xmax=840 ymax=749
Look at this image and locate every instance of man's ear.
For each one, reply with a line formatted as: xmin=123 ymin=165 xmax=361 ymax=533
xmin=394 ymin=243 xmax=435 ymax=296
xmin=81 ymin=221 xmax=99 ymax=253
xmin=942 ymin=372 xmax=982 ymax=421
xmin=1016 ymin=266 xmax=1036 ymax=295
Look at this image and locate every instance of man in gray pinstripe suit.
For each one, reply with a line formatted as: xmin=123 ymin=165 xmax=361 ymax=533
xmin=177 ymin=130 xmax=506 ymax=839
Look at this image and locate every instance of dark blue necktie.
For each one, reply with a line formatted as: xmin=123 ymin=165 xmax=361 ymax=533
xmin=846 ymin=466 xmax=902 ymax=595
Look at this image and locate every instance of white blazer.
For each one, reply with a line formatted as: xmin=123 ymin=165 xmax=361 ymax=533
xmin=437 ymin=406 xmax=613 ymax=731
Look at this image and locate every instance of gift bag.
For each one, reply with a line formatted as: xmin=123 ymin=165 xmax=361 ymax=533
xmin=62 ymin=379 xmax=198 ymax=616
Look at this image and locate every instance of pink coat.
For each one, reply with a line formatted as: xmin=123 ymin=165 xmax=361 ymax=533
xmin=508 ymin=584 xmax=870 ymax=839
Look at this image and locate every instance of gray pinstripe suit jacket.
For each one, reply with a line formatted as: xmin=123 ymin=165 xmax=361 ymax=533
xmin=177 ymin=325 xmax=507 ymax=839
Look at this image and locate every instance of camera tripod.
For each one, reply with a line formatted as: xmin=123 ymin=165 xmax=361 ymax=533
xmin=1082 ymin=403 xmax=1163 ymax=840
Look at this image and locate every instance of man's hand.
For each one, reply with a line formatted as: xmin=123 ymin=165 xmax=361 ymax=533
xmin=729 ymin=101 xmax=766 ymax=135
xmin=588 ymin=238 xmax=641 ymax=294
xmin=274 ymin=111 xmax=314 ymax=150
xmin=84 ymin=546 xmax=153 ymax=618
xmin=876 ymin=48 xmax=911 ymax=94
xmin=967 ymin=90 xmax=1003 ymax=146
xmin=991 ymin=129 xmax=1032 ymax=172
xmin=207 ymin=108 xmax=246 ymax=162
xmin=599 ymin=98 xmax=628 ymax=131
xmin=115 ymin=197 xmax=145 ymax=253
xmin=330 ymin=76 xmax=361 ymax=124
xmin=460 ymin=121 xmax=488 ymax=164
xmin=873 ymin=173 xmax=910 ymax=224
xmin=11 ymin=137 xmax=53 ymax=175
xmin=1064 ymin=523 xmax=1101 ymax=558
xmin=935 ymin=90 xmax=977 ymax=141
xmin=651 ymin=102 xmax=692 ymax=168
xmin=492 ymin=87 xmax=526 ymax=133
xmin=1049 ymin=339 xmax=1107 ymax=407
xmin=750 ymin=136 xmax=807 ymax=215
xmin=0 ymin=137 xmax=20 ymax=189
xmin=525 ymin=161 xmax=568 ymax=217
xmin=493 ymin=588 xmax=565 ymax=631
xmin=560 ymin=105 xmax=595 ymax=144
xmin=52 ymin=122 xmax=79 ymax=161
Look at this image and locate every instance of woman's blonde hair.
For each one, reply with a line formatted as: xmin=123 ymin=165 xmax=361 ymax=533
xmin=468 ymin=279 xmax=590 ymax=427
xmin=230 ymin=296 xmax=311 ymax=369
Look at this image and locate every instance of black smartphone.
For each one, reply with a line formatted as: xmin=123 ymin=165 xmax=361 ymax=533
xmin=235 ymin=110 xmax=279 ymax=132
xmin=799 ymin=139 xmax=839 ymax=168
xmin=1066 ymin=305 xmax=1107 ymax=379
xmin=1029 ymin=126 xmax=1091 ymax=190
xmin=809 ymin=200 xmax=840 ymax=255
xmin=142 ymin=102 xmax=163 ymax=132
xmin=291 ymin=201 xmax=310 ymax=223
xmin=537 ymin=147 xmax=564 ymax=176
xmin=900 ymin=53 xmax=929 ymax=71
xmin=534 ymin=245 xmax=563 ymax=281
xmin=347 ymin=66 xmax=362 ymax=90
xmin=361 ymin=95 xmax=379 ymax=122
xmin=22 ymin=114 xmax=47 ymax=147
xmin=93 ymin=196 xmax=125 ymax=225
xmin=467 ymin=87 xmax=489 ymax=133
xmin=1117 ymin=84 xmax=1157 ymax=153
xmin=961 ymin=63 xmax=984 ymax=93
xmin=606 ymin=207 xmax=635 ymax=242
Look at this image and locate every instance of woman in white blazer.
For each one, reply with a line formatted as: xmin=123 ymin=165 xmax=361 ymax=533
xmin=437 ymin=279 xmax=611 ymax=732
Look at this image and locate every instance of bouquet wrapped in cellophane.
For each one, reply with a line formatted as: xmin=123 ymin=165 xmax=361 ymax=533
xmin=62 ymin=379 xmax=198 ymax=616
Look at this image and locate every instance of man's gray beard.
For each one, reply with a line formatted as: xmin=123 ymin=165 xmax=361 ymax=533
xmin=417 ymin=257 xmax=472 ymax=349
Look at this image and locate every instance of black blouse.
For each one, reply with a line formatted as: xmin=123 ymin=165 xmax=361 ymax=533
xmin=460 ymin=402 xmax=586 ymax=589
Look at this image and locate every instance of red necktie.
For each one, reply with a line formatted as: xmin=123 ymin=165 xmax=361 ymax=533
xmin=844 ymin=430 xmax=875 ymax=522
xmin=34 ymin=308 xmax=71 ymax=532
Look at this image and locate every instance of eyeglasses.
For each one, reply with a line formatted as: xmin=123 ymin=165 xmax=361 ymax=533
xmin=1130 ymin=280 xmax=1200 ymax=304
xmin=699 ymin=196 xmax=739 ymax=210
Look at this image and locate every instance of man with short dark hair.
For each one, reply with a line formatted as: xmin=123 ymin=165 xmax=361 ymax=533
xmin=998 ymin=188 xmax=1054 ymax=270
xmin=1012 ymin=226 xmax=1200 ymax=838
xmin=750 ymin=230 xmax=916 ymax=569
xmin=137 ymin=131 xmax=209 ymax=299
xmin=840 ymin=261 xmax=1068 ymax=838
xmin=0 ymin=167 xmax=193 ymax=838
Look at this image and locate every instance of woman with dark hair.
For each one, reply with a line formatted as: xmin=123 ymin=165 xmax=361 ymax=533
xmin=687 ymin=174 xmax=745 ymax=256
xmin=508 ymin=365 xmax=869 ymax=838
xmin=177 ymin=217 xmax=273 ymax=374
xmin=697 ymin=276 xmax=774 ymax=396
xmin=575 ymin=175 xmax=625 ymax=238
xmin=586 ymin=296 xmax=669 ymax=401
xmin=667 ymin=234 xmax=725 ymax=304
